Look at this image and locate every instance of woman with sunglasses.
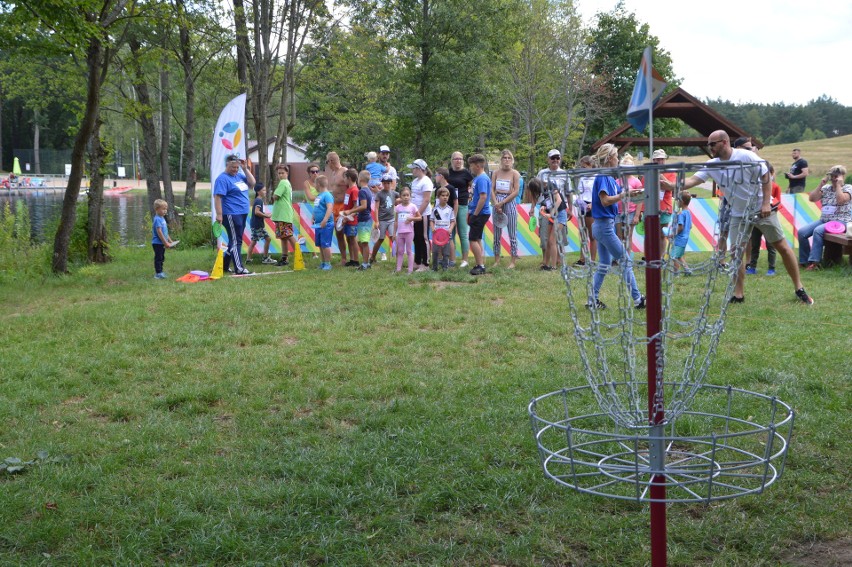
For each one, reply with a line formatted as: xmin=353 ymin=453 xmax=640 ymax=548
xmin=447 ymin=151 xmax=473 ymax=267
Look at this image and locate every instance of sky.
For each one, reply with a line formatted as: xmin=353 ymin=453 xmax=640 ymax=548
xmin=577 ymin=0 xmax=852 ymax=107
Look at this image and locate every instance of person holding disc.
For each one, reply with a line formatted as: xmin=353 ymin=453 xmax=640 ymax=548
xmin=431 ymin=186 xmax=456 ymax=270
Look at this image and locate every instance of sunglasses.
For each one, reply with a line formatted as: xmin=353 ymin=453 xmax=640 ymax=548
xmin=309 ymin=170 xmax=319 ymax=174
xmin=549 ymin=156 xmax=561 ymax=160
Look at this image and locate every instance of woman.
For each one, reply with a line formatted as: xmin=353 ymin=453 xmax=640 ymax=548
xmin=447 ymin=151 xmax=473 ymax=267
xmin=303 ymin=163 xmax=320 ymax=202
xmin=589 ymin=144 xmax=645 ymax=310
xmin=798 ymin=165 xmax=852 ymax=269
xmin=213 ymin=154 xmax=255 ymax=275
xmin=491 ymin=150 xmax=521 ymax=268
xmin=575 ymin=155 xmax=596 ymax=266
xmin=408 ymin=158 xmax=433 ymax=271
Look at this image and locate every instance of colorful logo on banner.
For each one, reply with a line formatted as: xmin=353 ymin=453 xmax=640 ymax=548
xmin=241 ymin=196 xmax=821 ymax=257
xmin=218 ymin=121 xmax=242 ymax=151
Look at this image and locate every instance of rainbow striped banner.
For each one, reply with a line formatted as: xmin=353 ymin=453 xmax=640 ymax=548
xmin=242 ymin=196 xmax=821 ymax=257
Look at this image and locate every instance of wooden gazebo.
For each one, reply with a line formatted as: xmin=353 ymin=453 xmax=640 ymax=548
xmin=592 ymin=87 xmax=761 ymax=156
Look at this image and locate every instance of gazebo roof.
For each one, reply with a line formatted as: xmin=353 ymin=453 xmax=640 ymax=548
xmin=592 ymin=87 xmax=761 ymax=155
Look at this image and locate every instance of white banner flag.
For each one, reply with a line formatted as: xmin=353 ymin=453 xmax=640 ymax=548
xmin=210 ymin=93 xmax=248 ymax=225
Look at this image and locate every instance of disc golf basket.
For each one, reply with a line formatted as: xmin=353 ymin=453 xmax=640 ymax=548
xmin=528 ymin=162 xmax=794 ymax=566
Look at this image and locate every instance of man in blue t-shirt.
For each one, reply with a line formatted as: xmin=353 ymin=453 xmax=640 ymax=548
xmin=467 ymin=153 xmax=491 ymax=275
xmin=214 ymin=154 xmax=256 ymax=275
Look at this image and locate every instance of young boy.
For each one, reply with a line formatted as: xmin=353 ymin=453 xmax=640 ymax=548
xmin=152 ymin=199 xmax=176 ymax=279
xmin=312 ymin=175 xmax=335 ymax=270
xmin=369 ymin=173 xmax=399 ymax=264
xmin=340 ymin=169 xmax=361 ymax=266
xmin=248 ymin=183 xmax=274 ymax=264
xmin=670 ymin=192 xmax=693 ymax=274
xmin=272 ymin=164 xmax=297 ymax=267
xmin=341 ymin=170 xmax=374 ymax=270
xmin=467 ymin=153 xmax=492 ymax=275
xmin=430 ymin=186 xmax=456 ymax=270
xmin=364 ymin=151 xmax=386 ymax=191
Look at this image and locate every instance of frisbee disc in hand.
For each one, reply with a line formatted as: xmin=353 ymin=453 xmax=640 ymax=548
xmin=212 ymin=221 xmax=223 ymax=238
xmin=635 ymin=220 xmax=644 ymax=236
xmin=493 ymin=212 xmax=508 ymax=228
xmin=824 ymin=220 xmax=845 ymax=234
xmin=433 ymin=228 xmax=450 ymax=246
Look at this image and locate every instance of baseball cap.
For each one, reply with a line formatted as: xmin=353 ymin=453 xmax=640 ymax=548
xmin=381 ymin=173 xmax=394 ymax=182
xmin=547 ymin=149 xmax=561 ymax=158
xmin=379 ymin=145 xmax=391 ymax=153
xmin=652 ymin=149 xmax=668 ymax=160
xmin=407 ymin=158 xmax=428 ymax=170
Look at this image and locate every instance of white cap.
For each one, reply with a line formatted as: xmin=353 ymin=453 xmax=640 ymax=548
xmin=379 ymin=145 xmax=391 ymax=153
xmin=547 ymin=149 xmax=561 ymax=158
xmin=652 ymin=149 xmax=668 ymax=160
xmin=407 ymin=158 xmax=427 ymax=170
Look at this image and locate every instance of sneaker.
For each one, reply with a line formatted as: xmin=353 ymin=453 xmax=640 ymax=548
xmin=415 ymin=266 xmax=430 ymax=273
xmin=766 ymin=269 xmax=776 ymax=276
xmin=804 ymin=263 xmax=820 ymax=271
xmin=539 ymin=265 xmax=554 ymax=271
xmin=448 ymin=261 xmax=456 ymax=268
xmin=321 ymin=263 xmax=332 ymax=271
xmin=345 ymin=260 xmax=360 ymax=267
xmin=573 ymin=259 xmax=585 ymax=266
xmin=380 ymin=253 xmax=388 ymax=261
xmin=795 ymin=288 xmax=814 ymax=305
xmin=276 ymin=257 xmax=288 ymax=266
xmin=235 ymin=269 xmax=253 ymax=275
xmin=357 ymin=263 xmax=372 ymax=270
xmin=469 ymin=265 xmax=486 ymax=275
xmin=586 ymin=299 xmax=607 ymax=310
xmin=262 ymin=256 xmax=276 ymax=265
xmin=634 ymin=295 xmax=646 ymax=309
xmin=460 ymin=260 xmax=469 ymax=268
xmin=155 ymin=272 xmax=166 ymax=279
xmin=745 ymin=266 xmax=757 ymax=275
xmin=729 ymin=296 xmax=745 ymax=304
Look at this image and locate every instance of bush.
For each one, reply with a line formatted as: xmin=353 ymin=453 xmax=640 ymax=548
xmin=0 ymin=201 xmax=50 ymax=281
xmin=174 ymin=206 xmax=214 ymax=248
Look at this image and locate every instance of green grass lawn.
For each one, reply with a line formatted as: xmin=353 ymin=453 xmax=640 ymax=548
xmin=1 ymin=247 xmax=849 ymax=566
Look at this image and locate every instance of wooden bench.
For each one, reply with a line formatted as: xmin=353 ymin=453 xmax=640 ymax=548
xmin=823 ymin=233 xmax=852 ymax=267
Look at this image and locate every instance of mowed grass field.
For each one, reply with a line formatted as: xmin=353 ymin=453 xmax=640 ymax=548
xmin=1 ymin=245 xmax=850 ymax=566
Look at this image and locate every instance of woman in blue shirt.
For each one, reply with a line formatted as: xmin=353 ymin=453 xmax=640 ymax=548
xmin=590 ymin=144 xmax=645 ymax=310
xmin=214 ymin=154 xmax=255 ymax=275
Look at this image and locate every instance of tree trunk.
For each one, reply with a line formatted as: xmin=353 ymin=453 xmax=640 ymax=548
xmin=233 ymin=0 xmax=250 ymax=90
xmin=129 ymin=38 xmax=163 ymax=214
xmin=53 ymin=37 xmax=104 ymax=274
xmin=176 ymin=0 xmax=197 ymax=208
xmin=159 ymin=60 xmax=178 ymax=226
xmin=87 ymin=119 xmax=110 ymax=263
xmin=33 ymin=109 xmax=41 ymax=174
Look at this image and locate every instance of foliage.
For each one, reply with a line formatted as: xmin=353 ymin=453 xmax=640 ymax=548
xmin=1 ymin=451 xmax=65 ymax=475
xmin=0 ymin=201 xmax=50 ymax=281
xmin=173 ymin=206 xmax=214 ymax=248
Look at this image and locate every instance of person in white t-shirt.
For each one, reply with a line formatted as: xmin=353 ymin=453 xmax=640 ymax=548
xmin=664 ymin=130 xmax=813 ymax=305
xmin=407 ymin=159 xmax=434 ymax=271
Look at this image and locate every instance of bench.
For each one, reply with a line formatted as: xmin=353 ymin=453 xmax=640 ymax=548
xmin=823 ymin=233 xmax=852 ymax=266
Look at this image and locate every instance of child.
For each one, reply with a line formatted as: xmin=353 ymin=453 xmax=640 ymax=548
xmin=670 ymin=192 xmax=693 ymax=274
xmin=364 ymin=151 xmax=386 ymax=191
xmin=431 ymin=186 xmax=456 ymax=270
xmin=152 ymin=199 xmax=176 ymax=279
xmin=272 ymin=164 xmax=297 ymax=267
xmin=394 ymin=187 xmax=421 ymax=274
xmin=369 ymin=173 xmax=399 ymax=264
xmin=311 ymin=175 xmax=335 ymax=270
xmin=434 ymin=168 xmax=459 ymax=266
xmin=248 ymin=183 xmax=274 ymax=265
xmin=526 ymin=178 xmax=555 ymax=270
xmin=341 ymin=169 xmax=361 ymax=266
xmin=342 ymin=170 xmax=374 ymax=270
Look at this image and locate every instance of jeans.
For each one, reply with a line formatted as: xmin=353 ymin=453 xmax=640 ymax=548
xmin=797 ymin=219 xmax=827 ymax=264
xmin=152 ymin=243 xmax=165 ymax=274
xmin=592 ymin=218 xmax=641 ymax=302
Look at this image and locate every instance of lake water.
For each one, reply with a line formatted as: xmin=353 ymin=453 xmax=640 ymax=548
xmin=0 ymin=191 xmax=152 ymax=245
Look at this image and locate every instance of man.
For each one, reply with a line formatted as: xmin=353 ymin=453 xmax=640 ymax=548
xmin=785 ymin=148 xmax=809 ymax=194
xmin=536 ymin=149 xmax=571 ymax=270
xmin=323 ymin=151 xmax=348 ymax=264
xmin=213 ymin=154 xmax=255 ymax=275
xmin=377 ymin=145 xmax=398 ymax=190
xmin=467 ymin=154 xmax=492 ymax=275
xmin=732 ymin=137 xmax=778 ymax=276
xmin=662 ymin=130 xmax=813 ymax=305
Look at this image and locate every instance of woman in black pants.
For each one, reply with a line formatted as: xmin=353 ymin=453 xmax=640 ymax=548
xmin=407 ymin=158 xmax=434 ymax=271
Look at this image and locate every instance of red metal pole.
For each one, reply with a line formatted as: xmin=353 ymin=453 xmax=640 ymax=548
xmin=644 ymin=173 xmax=666 ymax=567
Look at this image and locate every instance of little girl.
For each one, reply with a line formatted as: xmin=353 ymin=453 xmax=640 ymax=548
xmin=393 ymin=187 xmax=421 ymax=273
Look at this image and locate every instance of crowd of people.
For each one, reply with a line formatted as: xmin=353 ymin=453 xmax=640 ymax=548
xmin=154 ymin=135 xmax=851 ymax=305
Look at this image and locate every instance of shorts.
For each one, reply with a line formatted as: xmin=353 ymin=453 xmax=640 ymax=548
xmin=660 ymin=212 xmax=673 ymax=226
xmin=729 ymin=212 xmax=784 ymax=248
xmin=315 ymin=225 xmax=334 ymax=248
xmin=275 ymin=222 xmax=294 ymax=239
xmin=333 ymin=203 xmax=345 ymax=229
xmin=378 ymin=219 xmax=395 ymax=238
xmin=250 ymin=226 xmax=268 ymax=242
xmin=556 ymin=209 xmax=568 ymax=225
xmin=468 ymin=214 xmax=488 ymax=241
xmin=344 ymin=224 xmax=358 ymax=237
xmin=357 ymin=221 xmax=372 ymax=243
xmin=577 ymin=201 xmax=592 ymax=216
xmin=671 ymin=245 xmax=686 ymax=259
